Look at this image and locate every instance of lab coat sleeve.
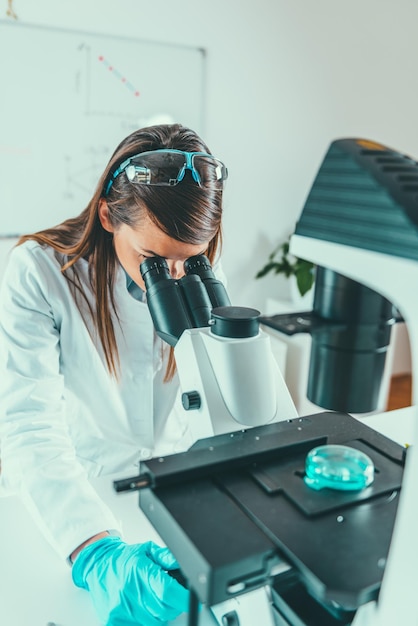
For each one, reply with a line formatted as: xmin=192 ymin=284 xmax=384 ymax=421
xmin=0 ymin=244 xmax=122 ymax=559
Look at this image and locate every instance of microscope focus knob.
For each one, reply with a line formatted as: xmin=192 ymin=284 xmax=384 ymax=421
xmin=221 ymin=611 xmax=240 ymax=626
xmin=181 ymin=391 xmax=201 ymax=411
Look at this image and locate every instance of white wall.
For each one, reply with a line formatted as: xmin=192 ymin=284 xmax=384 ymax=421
xmin=2 ymin=0 xmax=418 ymax=311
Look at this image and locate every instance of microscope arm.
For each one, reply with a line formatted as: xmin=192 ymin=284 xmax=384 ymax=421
xmin=174 ymin=325 xmax=298 ymax=443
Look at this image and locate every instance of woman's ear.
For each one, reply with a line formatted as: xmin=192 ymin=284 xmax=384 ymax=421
xmin=98 ymin=199 xmax=114 ymax=233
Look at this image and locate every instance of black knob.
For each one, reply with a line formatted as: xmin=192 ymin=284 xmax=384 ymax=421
xmin=222 ymin=611 xmax=240 ymax=626
xmin=181 ymin=391 xmax=201 ymax=411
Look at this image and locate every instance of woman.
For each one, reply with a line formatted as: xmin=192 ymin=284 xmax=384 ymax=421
xmin=0 ymin=123 xmax=228 ymax=625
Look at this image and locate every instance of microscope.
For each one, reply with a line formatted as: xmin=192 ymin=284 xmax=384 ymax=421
xmin=138 ymin=253 xmax=298 ymax=443
xmin=115 ymin=138 xmax=418 ymax=626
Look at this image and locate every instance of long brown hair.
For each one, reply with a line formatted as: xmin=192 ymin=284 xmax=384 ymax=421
xmin=18 ymin=124 xmax=224 ymax=379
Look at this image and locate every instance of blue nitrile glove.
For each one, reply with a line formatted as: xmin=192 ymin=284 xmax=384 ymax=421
xmin=72 ymin=536 xmax=189 ymax=626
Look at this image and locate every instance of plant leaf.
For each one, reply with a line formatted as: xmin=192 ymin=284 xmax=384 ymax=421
xmin=295 ymin=263 xmax=315 ymax=296
xmin=256 ymin=237 xmax=316 ymax=296
xmin=255 ymin=261 xmax=280 ymax=279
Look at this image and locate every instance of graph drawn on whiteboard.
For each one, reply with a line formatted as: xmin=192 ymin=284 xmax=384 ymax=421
xmin=0 ymin=21 xmax=206 ymax=235
xmin=96 ymin=54 xmax=141 ymax=100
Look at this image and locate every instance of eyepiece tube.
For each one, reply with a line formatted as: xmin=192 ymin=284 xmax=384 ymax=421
xmin=184 ymin=254 xmax=231 ymax=308
xmin=179 ymin=274 xmax=213 ymax=328
xmin=140 ymin=256 xmax=171 ymax=289
xmin=140 ymin=257 xmax=192 ymax=346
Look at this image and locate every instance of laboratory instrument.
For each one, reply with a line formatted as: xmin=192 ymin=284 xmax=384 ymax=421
xmin=116 ymin=138 xmax=418 ymax=626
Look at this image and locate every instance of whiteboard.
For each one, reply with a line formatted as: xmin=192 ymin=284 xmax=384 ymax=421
xmin=0 ymin=20 xmax=206 ymax=235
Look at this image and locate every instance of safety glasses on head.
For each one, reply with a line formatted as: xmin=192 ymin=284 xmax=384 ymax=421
xmin=105 ymin=149 xmax=228 ymax=196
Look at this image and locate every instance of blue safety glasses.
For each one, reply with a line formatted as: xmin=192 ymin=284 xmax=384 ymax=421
xmin=105 ymin=149 xmax=228 ymax=195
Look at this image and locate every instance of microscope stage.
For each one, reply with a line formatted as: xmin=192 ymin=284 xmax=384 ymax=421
xmin=139 ymin=411 xmax=404 ymax=611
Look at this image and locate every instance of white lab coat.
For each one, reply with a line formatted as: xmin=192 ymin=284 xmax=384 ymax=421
xmin=0 ymin=240 xmax=198 ymax=559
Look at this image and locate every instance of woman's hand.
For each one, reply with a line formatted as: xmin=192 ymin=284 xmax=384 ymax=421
xmin=72 ymin=536 xmax=189 ymax=625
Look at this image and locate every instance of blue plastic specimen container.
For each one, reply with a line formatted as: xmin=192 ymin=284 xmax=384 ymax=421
xmin=304 ymin=444 xmax=375 ymax=491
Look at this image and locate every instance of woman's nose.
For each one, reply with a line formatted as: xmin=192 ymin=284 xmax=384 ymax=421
xmin=168 ymin=260 xmax=184 ymax=279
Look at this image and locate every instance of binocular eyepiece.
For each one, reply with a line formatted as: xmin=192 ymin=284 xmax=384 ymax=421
xmin=140 ymin=254 xmax=231 ymax=346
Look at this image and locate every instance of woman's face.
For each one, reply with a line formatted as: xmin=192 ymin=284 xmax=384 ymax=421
xmin=99 ymin=201 xmax=210 ymax=291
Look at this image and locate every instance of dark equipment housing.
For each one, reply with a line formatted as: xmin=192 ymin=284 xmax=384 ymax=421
xmin=261 ymin=137 xmax=418 ymax=413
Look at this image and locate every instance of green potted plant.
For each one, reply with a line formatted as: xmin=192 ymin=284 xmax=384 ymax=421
xmin=255 ymin=238 xmax=315 ymax=297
